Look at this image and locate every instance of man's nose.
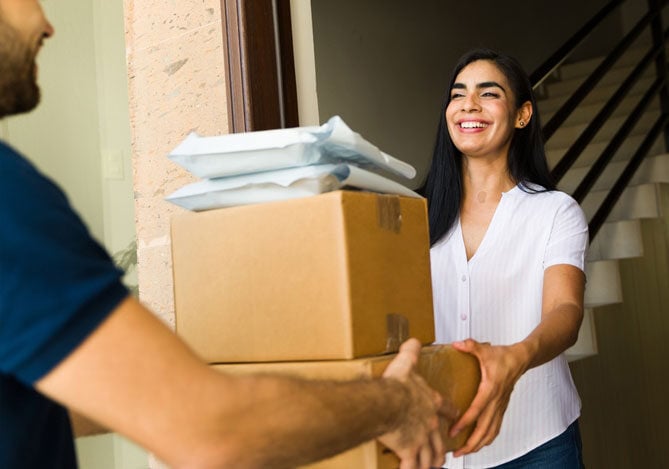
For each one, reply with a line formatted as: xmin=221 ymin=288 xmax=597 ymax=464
xmin=44 ymin=20 xmax=55 ymax=39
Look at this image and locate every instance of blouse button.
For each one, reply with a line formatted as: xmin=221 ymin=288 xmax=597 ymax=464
xmin=461 ymin=275 xmax=467 ymax=282
xmin=460 ymin=314 xmax=468 ymax=321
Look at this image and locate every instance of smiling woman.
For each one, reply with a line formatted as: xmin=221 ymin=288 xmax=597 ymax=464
xmin=445 ymin=61 xmax=532 ymax=168
xmin=423 ymin=48 xmax=588 ymax=468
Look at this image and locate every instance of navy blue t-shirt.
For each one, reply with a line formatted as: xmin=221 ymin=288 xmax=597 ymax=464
xmin=0 ymin=141 xmax=129 ymax=468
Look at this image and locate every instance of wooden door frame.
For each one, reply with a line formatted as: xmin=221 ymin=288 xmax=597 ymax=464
xmin=220 ymin=0 xmax=299 ymax=132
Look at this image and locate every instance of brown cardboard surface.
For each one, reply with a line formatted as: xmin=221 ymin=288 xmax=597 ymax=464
xmin=213 ymin=344 xmax=481 ymax=469
xmin=171 ymin=191 xmax=435 ymax=363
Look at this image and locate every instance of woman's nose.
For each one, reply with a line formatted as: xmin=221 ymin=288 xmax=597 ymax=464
xmin=462 ymin=95 xmax=480 ymax=112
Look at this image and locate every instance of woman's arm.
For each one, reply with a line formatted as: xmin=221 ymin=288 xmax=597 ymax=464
xmin=449 ymin=264 xmax=585 ymax=456
xmin=36 ymin=296 xmax=446 ymax=469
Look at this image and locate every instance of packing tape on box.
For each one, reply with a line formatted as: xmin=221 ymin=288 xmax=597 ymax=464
xmin=376 ymin=195 xmax=402 ymax=233
xmin=385 ymin=313 xmax=409 ymax=352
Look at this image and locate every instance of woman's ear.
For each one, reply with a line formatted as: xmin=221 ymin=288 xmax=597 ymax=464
xmin=515 ymin=101 xmax=533 ymax=129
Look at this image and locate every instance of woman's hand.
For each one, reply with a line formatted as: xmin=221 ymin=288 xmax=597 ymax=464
xmin=447 ymin=338 xmax=530 ymax=457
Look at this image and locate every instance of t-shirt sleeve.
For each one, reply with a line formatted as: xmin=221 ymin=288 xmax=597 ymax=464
xmin=0 ymin=147 xmax=129 ymax=385
xmin=543 ymin=195 xmax=589 ymax=271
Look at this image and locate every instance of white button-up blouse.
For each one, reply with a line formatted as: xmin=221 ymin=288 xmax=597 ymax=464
xmin=430 ymin=185 xmax=588 ymax=468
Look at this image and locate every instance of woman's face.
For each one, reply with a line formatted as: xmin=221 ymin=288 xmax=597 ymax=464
xmin=445 ymin=60 xmax=526 ymax=162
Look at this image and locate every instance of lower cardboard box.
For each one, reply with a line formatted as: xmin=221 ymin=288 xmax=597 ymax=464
xmin=212 ymin=344 xmax=480 ymax=469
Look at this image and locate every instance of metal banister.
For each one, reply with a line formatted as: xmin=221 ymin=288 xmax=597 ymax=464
xmin=542 ymin=9 xmax=657 ymax=142
xmin=530 ymin=0 xmax=669 ymax=244
xmin=572 ymin=77 xmax=664 ymax=203
xmin=589 ymin=112 xmax=669 ymax=238
xmin=530 ymin=0 xmax=625 ymax=88
xmin=550 ymin=42 xmax=662 ymax=183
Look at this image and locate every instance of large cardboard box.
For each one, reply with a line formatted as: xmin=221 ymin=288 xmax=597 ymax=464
xmin=171 ymin=191 xmax=435 ymax=363
xmin=213 ymin=344 xmax=481 ymax=469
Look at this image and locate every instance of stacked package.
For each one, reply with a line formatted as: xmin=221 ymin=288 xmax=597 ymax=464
xmin=167 ymin=116 xmax=480 ymax=468
xmin=166 ymin=115 xmax=421 ymax=211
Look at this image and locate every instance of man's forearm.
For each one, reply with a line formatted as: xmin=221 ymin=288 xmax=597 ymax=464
xmin=200 ymin=373 xmax=411 ymax=469
xmin=69 ymin=410 xmax=110 ymax=438
xmin=37 ymin=298 xmax=439 ymax=469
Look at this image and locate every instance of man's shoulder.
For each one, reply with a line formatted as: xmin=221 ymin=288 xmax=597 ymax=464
xmin=0 ymin=139 xmax=23 ymax=156
xmin=0 ymin=139 xmax=35 ymax=176
xmin=0 ymin=139 xmax=58 ymax=190
xmin=0 ymin=140 xmax=68 ymax=221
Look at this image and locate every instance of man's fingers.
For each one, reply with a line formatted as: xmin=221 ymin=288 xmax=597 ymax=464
xmin=399 ymin=337 xmax=421 ymax=349
xmin=430 ymin=428 xmax=445 ymax=466
xmin=383 ymin=338 xmax=421 ymax=379
xmin=399 ymin=451 xmax=418 ymax=469
xmin=397 ymin=338 xmax=421 ymax=366
xmin=418 ymin=443 xmax=432 ymax=469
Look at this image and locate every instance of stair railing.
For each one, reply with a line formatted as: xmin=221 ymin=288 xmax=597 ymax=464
xmin=530 ymin=0 xmax=669 ymax=239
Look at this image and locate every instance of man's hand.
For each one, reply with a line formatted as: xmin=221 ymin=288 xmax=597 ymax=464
xmin=378 ymin=339 xmax=449 ymax=469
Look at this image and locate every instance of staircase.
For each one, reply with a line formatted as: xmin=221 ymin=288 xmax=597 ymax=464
xmin=536 ymin=46 xmax=669 ymax=361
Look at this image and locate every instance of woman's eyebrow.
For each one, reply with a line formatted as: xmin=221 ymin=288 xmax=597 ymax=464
xmin=451 ymin=81 xmax=506 ymax=92
xmin=477 ymin=81 xmax=506 ymax=91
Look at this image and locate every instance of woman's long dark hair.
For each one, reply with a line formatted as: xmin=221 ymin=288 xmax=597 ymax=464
xmin=422 ymin=48 xmax=555 ymax=246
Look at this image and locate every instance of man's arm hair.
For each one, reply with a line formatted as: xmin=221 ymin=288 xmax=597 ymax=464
xmin=36 ymin=296 xmax=434 ymax=469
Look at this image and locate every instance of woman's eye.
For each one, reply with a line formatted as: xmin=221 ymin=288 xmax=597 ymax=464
xmin=450 ymin=92 xmax=464 ymax=99
xmin=481 ymin=91 xmax=500 ymax=98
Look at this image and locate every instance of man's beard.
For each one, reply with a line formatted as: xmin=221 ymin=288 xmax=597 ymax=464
xmin=0 ymin=19 xmax=41 ymax=118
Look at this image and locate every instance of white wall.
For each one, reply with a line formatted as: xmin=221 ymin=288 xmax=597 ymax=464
xmin=92 ymin=0 xmax=136 ymax=259
xmin=2 ymin=0 xmax=135 ymax=258
xmin=75 ymin=434 xmax=148 ymax=469
xmin=290 ymin=0 xmax=320 ymax=126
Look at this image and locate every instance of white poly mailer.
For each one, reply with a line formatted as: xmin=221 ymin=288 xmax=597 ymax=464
xmin=168 ymin=115 xmax=417 ymax=180
xmin=166 ymin=164 xmax=421 ymax=211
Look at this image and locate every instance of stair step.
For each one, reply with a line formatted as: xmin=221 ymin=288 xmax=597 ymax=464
xmin=566 ymin=308 xmax=598 ymax=362
xmin=557 ymin=44 xmax=658 ymax=81
xmin=581 ymin=182 xmax=661 ymax=221
xmin=546 ymin=132 xmax=665 ymax=169
xmin=585 ymin=259 xmax=623 ymax=307
xmin=557 ymin=57 xmax=604 ymax=82
xmin=537 ymin=75 xmax=654 ymax=114
xmin=541 ymin=93 xmax=661 ymax=127
xmin=587 ymin=219 xmax=643 ymax=262
xmin=545 ymin=108 xmax=660 ymax=150
xmin=544 ymin=63 xmax=656 ymax=99
xmin=558 ymin=153 xmax=669 ymax=194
